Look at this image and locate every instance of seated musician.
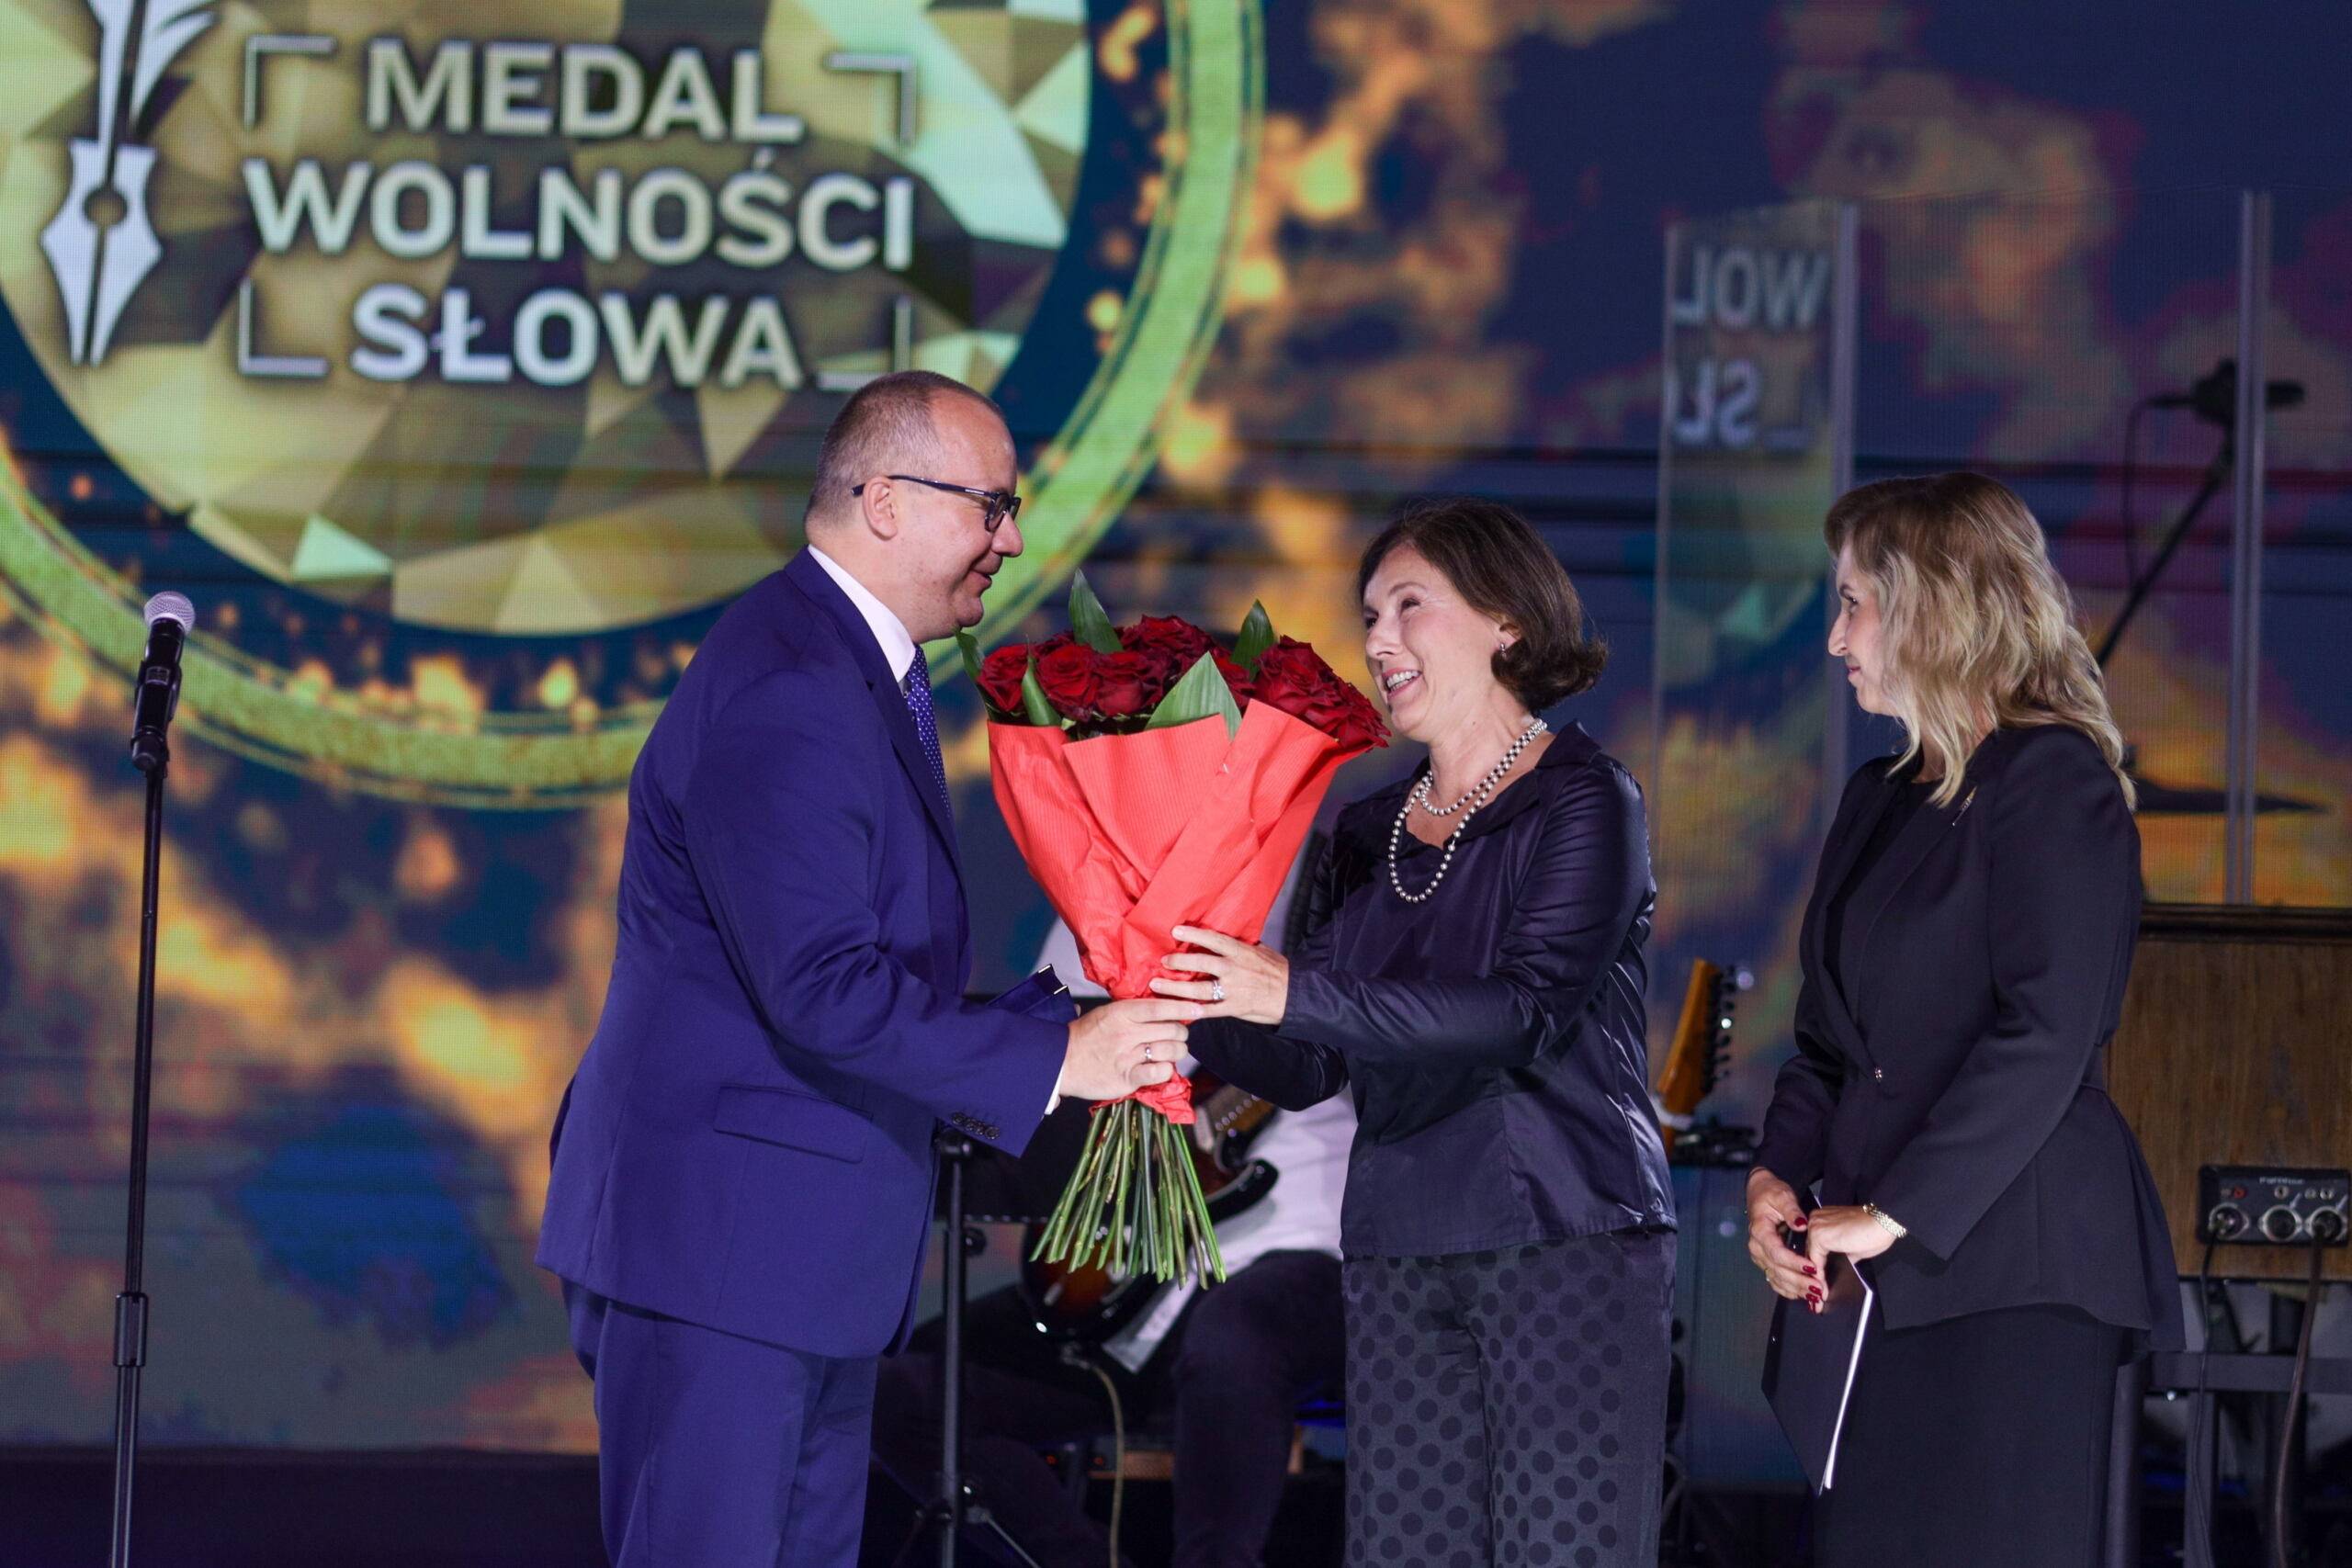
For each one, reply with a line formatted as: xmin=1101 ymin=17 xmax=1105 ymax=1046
xmin=871 ymin=895 xmax=1351 ymax=1568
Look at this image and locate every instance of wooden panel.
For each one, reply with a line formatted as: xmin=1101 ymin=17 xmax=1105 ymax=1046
xmin=2109 ymin=905 xmax=2352 ymax=1282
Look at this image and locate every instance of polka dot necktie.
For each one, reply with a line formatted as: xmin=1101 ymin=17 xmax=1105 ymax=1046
xmin=902 ymin=656 xmax=953 ymax=819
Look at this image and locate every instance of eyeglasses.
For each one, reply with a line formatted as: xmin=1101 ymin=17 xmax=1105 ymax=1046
xmin=851 ymin=474 xmax=1023 ymax=530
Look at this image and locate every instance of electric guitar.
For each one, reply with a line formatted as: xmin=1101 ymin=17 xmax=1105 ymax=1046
xmin=1653 ymin=958 xmax=1740 ymax=1154
xmin=1017 ymin=1071 xmax=1280 ymax=1342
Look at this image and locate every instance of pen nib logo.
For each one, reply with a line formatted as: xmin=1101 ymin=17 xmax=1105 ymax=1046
xmin=40 ymin=0 xmax=215 ymax=367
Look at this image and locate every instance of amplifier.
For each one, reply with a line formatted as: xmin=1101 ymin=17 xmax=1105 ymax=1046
xmin=1668 ymin=1164 xmax=1804 ymax=1488
xmin=2196 ymin=1164 xmax=2350 ymax=1247
xmin=2109 ymin=906 xmax=2352 ymax=1282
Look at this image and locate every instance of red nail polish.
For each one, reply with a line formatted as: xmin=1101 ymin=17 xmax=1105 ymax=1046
xmin=1792 ymin=1217 xmax=1806 ymax=1228
xmin=1803 ymin=1266 xmax=1817 ymax=1278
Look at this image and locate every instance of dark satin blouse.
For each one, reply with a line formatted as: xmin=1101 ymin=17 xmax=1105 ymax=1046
xmin=1189 ymin=723 xmax=1676 ymax=1258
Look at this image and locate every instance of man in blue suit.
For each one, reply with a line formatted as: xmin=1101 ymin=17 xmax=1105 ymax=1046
xmin=538 ymin=370 xmax=1193 ymax=1566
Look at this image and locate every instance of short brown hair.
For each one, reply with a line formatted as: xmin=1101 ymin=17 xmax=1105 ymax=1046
xmin=805 ymin=371 xmax=1005 ymax=527
xmin=1357 ymin=498 xmax=1607 ymax=711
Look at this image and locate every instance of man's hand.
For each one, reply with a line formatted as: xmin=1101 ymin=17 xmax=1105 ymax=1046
xmin=1057 ymin=997 xmax=1197 ymax=1102
xmin=1745 ymin=1167 xmax=1817 ymax=1307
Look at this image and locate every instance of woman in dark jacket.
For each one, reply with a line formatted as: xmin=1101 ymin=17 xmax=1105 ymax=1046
xmin=1155 ymin=498 xmax=1675 ymax=1568
xmin=1746 ymin=472 xmax=2182 ymax=1567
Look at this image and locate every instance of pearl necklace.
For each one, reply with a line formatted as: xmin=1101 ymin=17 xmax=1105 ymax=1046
xmin=1387 ymin=716 xmax=1548 ymax=904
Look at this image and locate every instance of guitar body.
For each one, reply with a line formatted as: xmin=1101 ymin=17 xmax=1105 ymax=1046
xmin=1019 ymin=1073 xmax=1282 ymax=1342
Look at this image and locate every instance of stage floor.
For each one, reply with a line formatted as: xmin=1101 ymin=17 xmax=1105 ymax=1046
xmin=0 ymin=1444 xmax=2329 ymax=1566
xmin=0 ymin=1446 xmax=1348 ymax=1568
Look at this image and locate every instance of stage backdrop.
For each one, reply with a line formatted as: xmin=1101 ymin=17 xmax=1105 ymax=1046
xmin=2 ymin=0 xmax=2349 ymax=1450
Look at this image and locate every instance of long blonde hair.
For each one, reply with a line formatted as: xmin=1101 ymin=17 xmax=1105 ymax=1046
xmin=1826 ymin=472 xmax=2134 ymax=810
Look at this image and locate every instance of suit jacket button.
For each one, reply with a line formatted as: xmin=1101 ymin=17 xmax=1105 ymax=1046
xmin=1871 ymin=1067 xmax=1885 ymax=1081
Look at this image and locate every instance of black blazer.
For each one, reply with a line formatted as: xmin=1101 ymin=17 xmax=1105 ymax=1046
xmin=1752 ymin=724 xmax=2184 ymax=1347
xmin=1190 ymin=724 xmax=1676 ymax=1258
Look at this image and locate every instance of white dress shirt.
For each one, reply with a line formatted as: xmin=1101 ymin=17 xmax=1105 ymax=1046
xmin=806 ymin=545 xmax=918 ymax=690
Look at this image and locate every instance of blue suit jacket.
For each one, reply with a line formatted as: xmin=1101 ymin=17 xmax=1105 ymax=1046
xmin=537 ymin=551 xmax=1066 ymax=1358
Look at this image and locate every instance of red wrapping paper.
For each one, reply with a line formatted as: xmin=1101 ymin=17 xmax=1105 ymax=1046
xmin=989 ymin=703 xmax=1372 ymax=1118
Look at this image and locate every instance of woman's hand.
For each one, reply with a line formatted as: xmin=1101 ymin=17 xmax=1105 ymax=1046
xmin=1745 ymin=1168 xmax=1818 ymax=1307
xmin=1149 ymin=926 xmax=1288 ymax=1025
xmin=1802 ymin=1205 xmax=1898 ymax=1299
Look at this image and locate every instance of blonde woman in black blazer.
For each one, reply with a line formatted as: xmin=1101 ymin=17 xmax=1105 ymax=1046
xmin=1745 ymin=473 xmax=2182 ymax=1567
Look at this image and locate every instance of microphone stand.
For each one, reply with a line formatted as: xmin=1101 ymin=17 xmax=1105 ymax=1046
xmin=108 ymin=732 xmax=170 ymax=1568
xmin=2097 ymin=428 xmax=2232 ymax=668
xmin=892 ymin=1130 xmax=1046 ymax=1568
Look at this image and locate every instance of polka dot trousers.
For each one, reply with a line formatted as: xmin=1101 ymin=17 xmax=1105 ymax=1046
xmin=1341 ymin=1228 xmax=1674 ymax=1568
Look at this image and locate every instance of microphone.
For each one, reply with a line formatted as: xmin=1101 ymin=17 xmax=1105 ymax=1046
xmin=129 ymin=592 xmax=194 ymax=774
xmin=2149 ymin=357 xmax=2304 ymax=427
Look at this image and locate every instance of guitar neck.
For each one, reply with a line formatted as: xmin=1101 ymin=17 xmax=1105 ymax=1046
xmin=1188 ymin=1086 xmax=1278 ymax=1182
xmin=1656 ymin=958 xmax=1732 ymax=1124
xmin=1198 ymin=1083 xmax=1271 ymax=1138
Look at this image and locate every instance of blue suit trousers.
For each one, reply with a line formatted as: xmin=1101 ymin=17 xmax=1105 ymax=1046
xmin=568 ymin=1282 xmax=877 ymax=1567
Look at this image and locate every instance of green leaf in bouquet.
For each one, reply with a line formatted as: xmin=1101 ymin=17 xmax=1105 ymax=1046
xmin=1146 ymin=652 xmax=1241 ymax=739
xmin=1069 ymin=570 xmax=1122 ymax=654
xmin=1233 ymin=600 xmax=1276 ymax=671
xmin=1019 ymin=651 xmax=1064 ymax=728
xmin=957 ymin=628 xmax=1011 ymax=719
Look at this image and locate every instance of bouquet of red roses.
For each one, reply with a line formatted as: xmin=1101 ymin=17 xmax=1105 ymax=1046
xmin=960 ymin=577 xmax=1386 ymax=1285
